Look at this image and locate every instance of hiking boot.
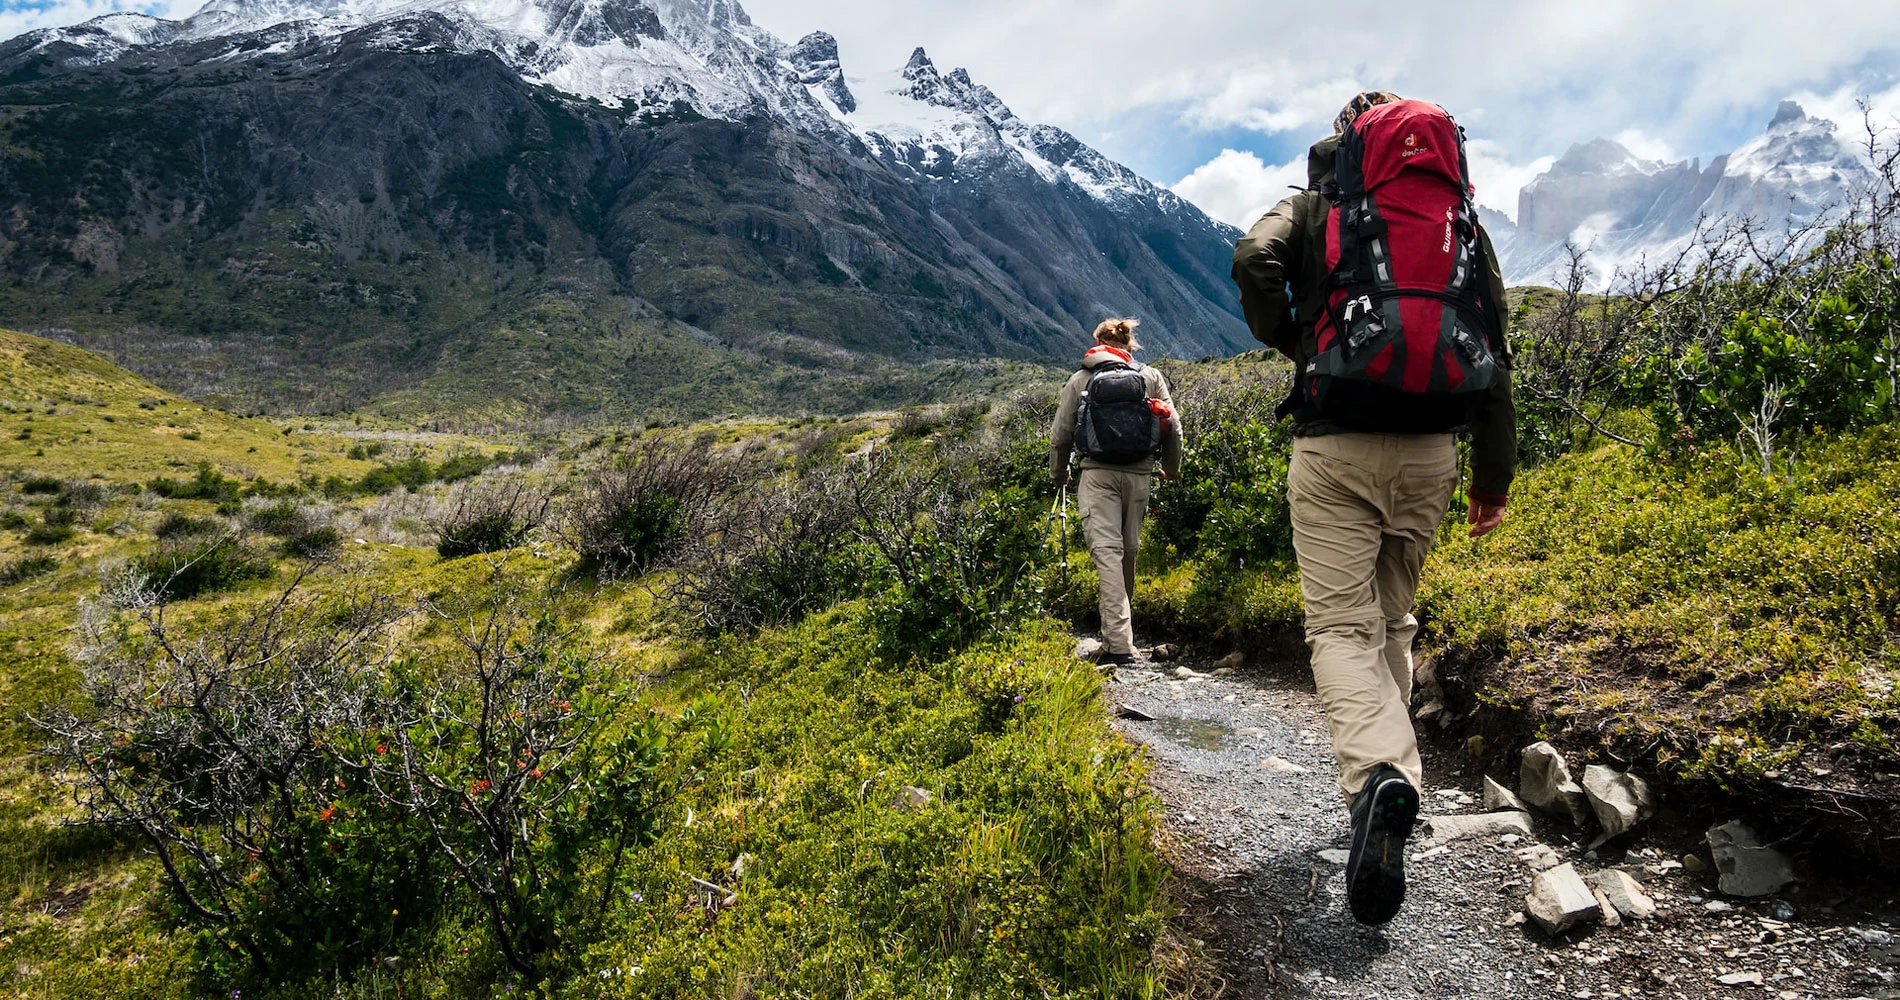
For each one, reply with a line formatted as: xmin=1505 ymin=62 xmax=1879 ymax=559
xmin=1098 ymin=651 xmax=1137 ymax=667
xmin=1345 ymin=765 xmax=1419 ymax=925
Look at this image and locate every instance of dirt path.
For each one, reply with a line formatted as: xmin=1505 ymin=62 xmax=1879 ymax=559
xmin=1100 ymin=645 xmax=1900 ymax=1000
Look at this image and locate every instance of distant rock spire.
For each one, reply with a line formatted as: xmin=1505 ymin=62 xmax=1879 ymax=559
xmin=1768 ymin=100 xmax=1807 ymax=131
xmin=789 ymin=30 xmax=854 ymax=113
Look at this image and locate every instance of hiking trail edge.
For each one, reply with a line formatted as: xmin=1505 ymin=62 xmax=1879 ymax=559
xmin=1097 ymin=639 xmax=1900 ymax=1000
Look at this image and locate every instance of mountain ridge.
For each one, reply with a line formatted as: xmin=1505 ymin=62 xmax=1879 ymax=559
xmin=1493 ymin=100 xmax=1872 ymax=287
xmin=0 ymin=0 xmax=1249 ymax=421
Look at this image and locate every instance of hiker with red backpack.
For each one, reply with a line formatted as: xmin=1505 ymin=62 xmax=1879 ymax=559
xmin=1232 ymin=92 xmax=1517 ymax=925
xmin=1049 ymin=317 xmax=1183 ymax=668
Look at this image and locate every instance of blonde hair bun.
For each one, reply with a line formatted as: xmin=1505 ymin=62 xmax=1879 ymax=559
xmin=1093 ymin=317 xmax=1141 ymax=351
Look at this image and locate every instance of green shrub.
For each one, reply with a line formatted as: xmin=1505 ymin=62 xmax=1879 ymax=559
xmin=560 ymin=440 xmax=738 ymax=578
xmin=1421 ymin=425 xmax=1900 ymax=770
xmin=20 ymin=474 xmax=62 ymax=494
xmin=860 ymin=480 xmax=1044 ymax=660
xmin=245 ymin=499 xmax=308 ymax=536
xmin=1147 ymin=367 xmax=1293 ymax=566
xmin=434 ymin=480 xmax=547 ymax=559
xmin=284 ymin=526 xmax=341 ymax=560
xmin=38 ymin=575 xmax=723 ymax=990
xmin=340 ymin=457 xmax=435 ymax=497
xmin=671 ymin=468 xmax=863 ymax=634
xmin=25 ymin=519 xmax=74 ymax=545
xmin=352 ymin=457 xmax=435 ymax=496
xmin=434 ymin=451 xmax=492 ymax=483
xmin=154 ymin=512 xmax=216 ymax=539
xmin=242 ymin=477 xmax=302 ymax=499
xmin=0 ymin=554 xmax=58 ymax=584
xmin=0 ymin=510 xmax=26 ymax=530
xmin=147 ymin=462 xmax=241 ymax=502
xmin=58 ymin=480 xmax=108 ymax=509
xmin=132 ymin=535 xmax=274 ymax=600
xmin=573 ymin=613 xmax=1165 ymax=999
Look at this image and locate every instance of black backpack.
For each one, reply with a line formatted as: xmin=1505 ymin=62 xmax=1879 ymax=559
xmin=1075 ymin=362 xmax=1160 ymax=464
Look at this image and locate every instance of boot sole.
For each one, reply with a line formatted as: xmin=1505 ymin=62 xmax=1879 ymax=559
xmin=1346 ymin=774 xmax=1419 ymax=925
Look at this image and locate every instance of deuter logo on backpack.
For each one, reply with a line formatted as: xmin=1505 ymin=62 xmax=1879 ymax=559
xmin=1076 ymin=363 xmax=1160 ymax=465
xmin=1305 ymin=99 xmax=1502 ymax=434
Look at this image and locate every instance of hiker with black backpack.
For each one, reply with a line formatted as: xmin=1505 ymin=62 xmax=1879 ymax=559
xmin=1231 ymin=92 xmax=1517 ymax=926
xmin=1049 ymin=318 xmax=1183 ymax=668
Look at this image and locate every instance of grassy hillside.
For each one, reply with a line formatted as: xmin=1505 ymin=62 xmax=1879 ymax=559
xmin=0 ymin=327 xmax=376 ymax=483
xmin=0 ymin=332 xmax=1165 ymax=999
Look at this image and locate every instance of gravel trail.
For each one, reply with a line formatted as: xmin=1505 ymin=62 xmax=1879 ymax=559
xmin=1101 ymin=647 xmax=1900 ymax=1000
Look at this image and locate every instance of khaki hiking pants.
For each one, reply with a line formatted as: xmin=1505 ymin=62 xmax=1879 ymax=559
xmin=1288 ymin=432 xmax=1458 ymax=802
xmin=1078 ymin=467 xmax=1152 ymax=655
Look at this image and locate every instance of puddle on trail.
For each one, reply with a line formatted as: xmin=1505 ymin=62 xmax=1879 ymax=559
xmin=1147 ymin=717 xmax=1234 ymax=751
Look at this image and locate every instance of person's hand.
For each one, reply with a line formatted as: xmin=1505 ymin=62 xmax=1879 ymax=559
xmin=1467 ymin=501 xmax=1505 ymax=538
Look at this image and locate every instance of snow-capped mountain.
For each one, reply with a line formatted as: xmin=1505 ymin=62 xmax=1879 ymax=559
xmin=19 ymin=0 xmax=841 ymax=131
xmin=0 ymin=0 xmax=1249 ymax=417
xmin=1495 ymin=101 xmax=1872 ymax=288
xmin=12 ymin=0 xmax=1187 ymax=215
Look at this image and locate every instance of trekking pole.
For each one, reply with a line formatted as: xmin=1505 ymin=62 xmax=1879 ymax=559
xmin=1047 ymin=478 xmax=1071 ymax=590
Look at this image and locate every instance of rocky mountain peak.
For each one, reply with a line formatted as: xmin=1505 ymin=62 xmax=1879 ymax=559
xmin=540 ymin=0 xmax=666 ymax=48
xmin=789 ymin=30 xmax=853 ymax=112
xmin=1547 ymin=137 xmax=1660 ymax=177
xmin=1769 ymin=99 xmax=1809 ymax=132
xmin=902 ymin=46 xmax=936 ymax=79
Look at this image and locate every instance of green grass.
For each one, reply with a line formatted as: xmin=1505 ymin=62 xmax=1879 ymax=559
xmin=1420 ymin=427 xmax=1900 ymax=780
xmin=563 ymin=610 xmax=1167 ymax=999
xmin=0 ymin=327 xmax=375 ymax=484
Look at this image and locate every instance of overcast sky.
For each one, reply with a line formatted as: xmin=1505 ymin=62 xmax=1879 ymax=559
xmin=6 ymin=0 xmax=1900 ymax=227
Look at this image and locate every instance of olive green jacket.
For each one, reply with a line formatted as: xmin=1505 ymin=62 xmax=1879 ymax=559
xmin=1230 ymin=135 xmax=1519 ymax=505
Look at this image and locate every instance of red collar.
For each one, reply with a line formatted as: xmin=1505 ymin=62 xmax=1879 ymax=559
xmin=1085 ymin=345 xmax=1134 ymax=364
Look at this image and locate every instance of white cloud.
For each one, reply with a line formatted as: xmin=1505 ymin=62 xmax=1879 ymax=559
xmin=0 ymin=0 xmax=195 ymax=39
xmin=1612 ymin=129 xmax=1679 ymax=164
xmin=1176 ymin=139 xmax=1556 ymax=227
xmin=1170 ymin=149 xmax=1307 ymax=229
xmin=0 ymin=0 xmax=126 ymax=38
xmin=1174 ymin=66 xmax=1369 ymax=136
xmin=1465 ymin=140 xmax=1555 ymax=222
xmin=739 ymin=0 xmax=1900 ymax=181
xmin=1786 ymin=80 xmax=1900 ymax=144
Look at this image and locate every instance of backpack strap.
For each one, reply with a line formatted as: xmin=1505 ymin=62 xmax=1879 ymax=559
xmin=1085 ymin=359 xmax=1140 ymax=379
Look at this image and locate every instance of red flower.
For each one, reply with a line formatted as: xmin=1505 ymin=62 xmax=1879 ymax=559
xmin=318 ymin=804 xmax=338 ymax=822
xmin=375 ymin=744 xmax=388 ymax=755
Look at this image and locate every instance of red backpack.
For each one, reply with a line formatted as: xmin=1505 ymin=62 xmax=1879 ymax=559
xmin=1302 ymin=100 xmax=1502 ymax=432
